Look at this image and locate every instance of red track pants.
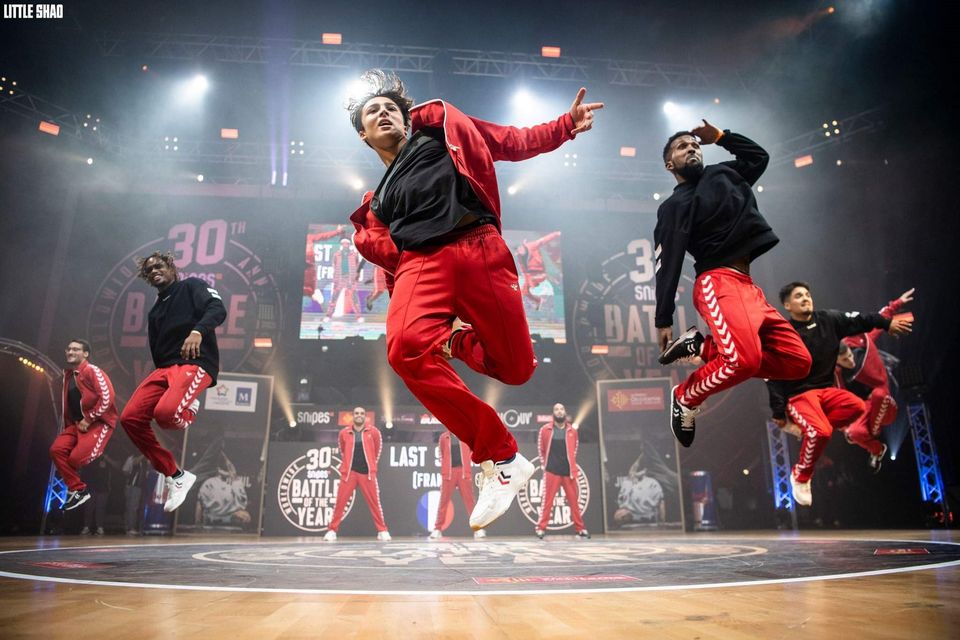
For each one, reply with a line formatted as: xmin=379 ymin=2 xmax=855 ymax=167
xmin=844 ymin=387 xmax=897 ymax=456
xmin=788 ymin=388 xmax=865 ymax=482
xmin=328 ymin=470 xmax=388 ymax=533
xmin=678 ymin=268 xmax=811 ymax=408
xmin=536 ymin=471 xmax=586 ymax=532
xmin=120 ymin=364 xmax=212 ymax=477
xmin=387 ymin=225 xmax=534 ymax=464
xmin=434 ymin=468 xmax=476 ymax=531
xmin=49 ymin=422 xmax=115 ymax=492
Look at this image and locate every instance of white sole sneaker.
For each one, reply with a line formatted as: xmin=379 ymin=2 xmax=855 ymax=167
xmin=790 ymin=470 xmax=813 ymax=506
xmin=469 ymin=453 xmax=535 ymax=531
xmin=323 ymin=530 xmax=337 ymax=542
xmin=163 ymin=470 xmax=197 ymax=512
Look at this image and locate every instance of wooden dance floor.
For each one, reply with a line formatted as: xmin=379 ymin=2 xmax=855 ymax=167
xmin=1 ymin=529 xmax=958 ymax=638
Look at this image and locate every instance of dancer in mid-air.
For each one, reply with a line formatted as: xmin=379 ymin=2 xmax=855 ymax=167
xmin=346 ymin=69 xmax=602 ymax=530
xmin=654 ymin=121 xmax=811 ymax=447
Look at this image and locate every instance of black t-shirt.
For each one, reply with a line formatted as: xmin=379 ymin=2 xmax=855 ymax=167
xmin=370 ymin=129 xmax=496 ymax=251
xmin=351 ymin=429 xmax=368 ymax=474
xmin=149 ymin=278 xmax=227 ymax=382
xmin=67 ymin=373 xmax=83 ymax=423
xmin=545 ymin=427 xmax=570 ymax=476
xmin=449 ymin=435 xmax=462 ymax=467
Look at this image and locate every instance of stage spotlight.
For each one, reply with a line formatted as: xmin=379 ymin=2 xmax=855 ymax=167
xmin=196 ymin=174 xmax=204 ymax=183
xmin=343 ymin=78 xmax=370 ymax=104
xmin=742 ymin=468 xmax=750 ymax=476
xmin=385 ymin=421 xmax=394 ymax=430
xmin=713 ymin=97 xmax=720 ymax=104
xmin=299 ymin=378 xmax=309 ymax=385
xmin=86 ymin=158 xmax=94 ymax=165
xmin=141 ymin=64 xmax=149 ymax=72
xmin=794 ymin=155 xmax=814 ymax=168
xmin=757 ymin=185 xmax=764 ymax=192
xmin=653 ymin=193 xmax=661 ymax=201
xmin=541 ymin=46 xmax=561 ymax=58
xmin=620 ymin=146 xmax=637 ymax=157
xmin=288 ymin=420 xmax=297 ymax=428
xmin=322 ymin=33 xmax=343 ymax=45
xmin=176 ymin=74 xmax=210 ymax=105
xmin=350 ymin=178 xmax=364 ymax=191
xmin=542 ymin=356 xmax=552 ymax=364
xmin=836 ymin=159 xmax=843 ymax=166
xmin=221 ymin=128 xmax=239 ymax=139
xmin=507 ymin=184 xmax=519 ymax=196
xmin=662 ymin=101 xmax=679 ymax=116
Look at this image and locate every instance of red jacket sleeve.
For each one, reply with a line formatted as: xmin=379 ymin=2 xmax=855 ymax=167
xmin=867 ymin=298 xmax=905 ymax=343
xmin=538 ymin=427 xmax=548 ymax=462
xmin=373 ymin=428 xmax=382 ymax=463
xmin=82 ymin=365 xmax=115 ymax=423
xmin=468 ymin=113 xmax=576 ymax=162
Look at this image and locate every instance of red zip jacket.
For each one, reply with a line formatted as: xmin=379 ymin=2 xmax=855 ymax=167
xmin=349 ymin=100 xmax=577 ymax=283
xmin=61 ymin=359 xmax=118 ymax=428
xmin=538 ymin=422 xmax=579 ymax=479
xmin=438 ymin=431 xmax=472 ymax=480
xmin=837 ymin=297 xmax=904 ymax=391
xmin=337 ymin=425 xmax=382 ymax=479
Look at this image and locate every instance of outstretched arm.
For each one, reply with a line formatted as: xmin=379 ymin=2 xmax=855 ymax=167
xmin=470 ymin=88 xmax=603 ymax=162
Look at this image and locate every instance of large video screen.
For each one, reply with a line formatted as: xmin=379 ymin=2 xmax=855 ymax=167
xmin=300 ymin=225 xmax=566 ymax=340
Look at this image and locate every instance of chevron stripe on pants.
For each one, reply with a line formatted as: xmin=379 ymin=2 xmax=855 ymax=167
xmin=677 ymin=268 xmax=811 ymax=408
xmin=788 ymin=388 xmax=865 ymax=482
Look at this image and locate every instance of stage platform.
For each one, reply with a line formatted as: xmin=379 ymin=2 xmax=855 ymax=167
xmin=1 ymin=530 xmax=958 ymax=638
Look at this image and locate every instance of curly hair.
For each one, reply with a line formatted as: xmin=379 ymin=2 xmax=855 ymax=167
xmin=136 ymin=251 xmax=179 ymax=282
xmin=346 ymin=69 xmax=415 ymax=134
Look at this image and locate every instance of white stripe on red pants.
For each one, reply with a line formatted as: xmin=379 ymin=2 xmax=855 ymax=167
xmin=678 ymin=268 xmax=811 ymax=408
xmin=328 ymin=470 xmax=388 ymax=533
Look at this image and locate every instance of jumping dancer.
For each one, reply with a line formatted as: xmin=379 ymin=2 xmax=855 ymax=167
xmin=654 ymin=121 xmax=811 ymax=447
xmin=120 ymin=251 xmax=226 ymax=512
xmin=346 ymin=69 xmax=602 ymax=530
xmin=767 ymin=281 xmax=911 ymax=506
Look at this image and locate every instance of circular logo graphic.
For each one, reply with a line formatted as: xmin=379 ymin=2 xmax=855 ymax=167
xmin=571 ymin=239 xmax=729 ymax=416
xmin=87 ymin=219 xmax=283 ymax=395
xmin=516 ymin=457 xmax=590 ymax=530
xmin=277 ymin=447 xmax=351 ymax=533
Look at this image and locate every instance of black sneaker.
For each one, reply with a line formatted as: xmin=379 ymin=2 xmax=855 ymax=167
xmin=669 ymin=385 xmax=701 ymax=448
xmin=659 ymin=327 xmax=704 ymax=365
xmin=577 ymin=530 xmax=591 ymax=539
xmin=62 ymin=489 xmax=91 ymax=511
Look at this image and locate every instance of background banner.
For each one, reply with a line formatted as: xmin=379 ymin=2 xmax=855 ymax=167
xmin=261 ymin=437 xmax=603 ymax=537
xmin=175 ymin=372 xmax=274 ymax=534
xmin=597 ymin=378 xmax=685 ymax=532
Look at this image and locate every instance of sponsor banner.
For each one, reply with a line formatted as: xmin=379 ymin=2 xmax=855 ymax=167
xmin=263 ymin=440 xmax=603 ymax=537
xmin=598 ymin=378 xmax=684 ymax=532
xmin=204 ymin=379 xmax=259 ymax=413
xmin=176 ymin=373 xmax=274 ymax=535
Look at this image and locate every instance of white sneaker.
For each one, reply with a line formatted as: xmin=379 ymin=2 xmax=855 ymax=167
xmin=377 ymin=531 xmax=392 ymax=542
xmin=473 ymin=529 xmax=487 ymax=540
xmin=428 ymin=529 xmax=442 ymax=540
xmin=869 ymin=443 xmax=888 ymax=473
xmin=790 ymin=468 xmax=813 ymax=506
xmin=163 ymin=470 xmax=197 ymax=512
xmin=469 ymin=453 xmax=535 ymax=530
xmin=323 ymin=530 xmax=337 ymax=542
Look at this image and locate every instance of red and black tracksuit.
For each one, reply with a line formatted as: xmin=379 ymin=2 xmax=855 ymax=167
xmin=350 ymin=100 xmax=578 ymax=464
xmin=120 ymin=277 xmax=226 ymax=477
xmin=328 ymin=425 xmax=388 ymax=533
xmin=767 ymin=309 xmax=892 ymax=482
xmin=49 ymin=360 xmax=118 ymax=492
xmin=434 ymin=432 xmax=475 ymax=531
xmin=654 ymin=132 xmax=811 ymax=409
xmin=837 ymin=298 xmax=905 ymax=456
xmin=536 ymin=422 xmax=586 ymax=533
